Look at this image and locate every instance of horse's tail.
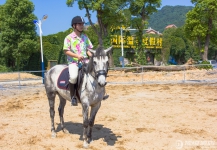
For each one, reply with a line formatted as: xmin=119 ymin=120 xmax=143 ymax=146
xmin=44 ymin=69 xmax=52 ymax=85
xmin=44 ymin=71 xmax=48 ymax=85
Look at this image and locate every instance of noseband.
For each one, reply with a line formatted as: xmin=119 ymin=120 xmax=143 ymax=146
xmin=93 ymin=55 xmax=108 ymax=79
xmin=96 ymin=70 xmax=107 ymax=78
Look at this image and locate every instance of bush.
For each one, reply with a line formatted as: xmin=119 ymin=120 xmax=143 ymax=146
xmin=0 ymin=65 xmax=9 ymax=72
xmin=197 ymin=61 xmax=213 ymax=70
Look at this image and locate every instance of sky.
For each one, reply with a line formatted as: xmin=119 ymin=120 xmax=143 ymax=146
xmin=0 ymin=0 xmax=194 ymax=36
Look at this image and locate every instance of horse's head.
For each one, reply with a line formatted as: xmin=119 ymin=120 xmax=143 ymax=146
xmin=88 ymin=46 xmax=112 ymax=87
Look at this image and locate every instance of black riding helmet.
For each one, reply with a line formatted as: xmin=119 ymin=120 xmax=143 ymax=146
xmin=71 ymin=16 xmax=85 ymax=27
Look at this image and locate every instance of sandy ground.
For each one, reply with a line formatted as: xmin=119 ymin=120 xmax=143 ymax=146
xmin=0 ymin=69 xmax=217 ymax=150
xmin=0 ymin=79 xmax=217 ymax=150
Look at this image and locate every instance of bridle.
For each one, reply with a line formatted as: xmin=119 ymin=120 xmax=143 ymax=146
xmin=87 ymin=46 xmax=112 ymax=85
xmin=92 ymin=55 xmax=109 ymax=79
xmin=95 ymin=69 xmax=108 ymax=78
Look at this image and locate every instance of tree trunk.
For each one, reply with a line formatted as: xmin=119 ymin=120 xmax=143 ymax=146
xmin=97 ymin=12 xmax=114 ymax=67
xmin=7 ymin=58 xmax=15 ymax=68
xmin=203 ymin=34 xmax=210 ymax=61
xmin=84 ymin=6 xmax=113 ymax=66
xmin=215 ymin=51 xmax=217 ymax=60
xmin=203 ymin=18 xmax=212 ymax=61
xmin=85 ymin=6 xmax=97 ymax=34
xmin=85 ymin=6 xmax=103 ymax=46
xmin=138 ymin=7 xmax=146 ymax=53
xmin=96 ymin=10 xmax=104 ymax=46
xmin=197 ymin=36 xmax=203 ymax=59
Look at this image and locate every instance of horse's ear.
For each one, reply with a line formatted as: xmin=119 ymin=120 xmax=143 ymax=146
xmin=104 ymin=46 xmax=113 ymax=54
xmin=87 ymin=48 xmax=96 ymax=54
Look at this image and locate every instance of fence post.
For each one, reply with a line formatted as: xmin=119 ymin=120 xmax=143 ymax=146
xmin=183 ymin=66 xmax=186 ymax=83
xmin=18 ymin=71 xmax=21 ymax=89
xmin=142 ymin=66 xmax=144 ymax=83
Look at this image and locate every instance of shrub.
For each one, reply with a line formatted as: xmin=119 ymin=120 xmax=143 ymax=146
xmin=0 ymin=65 xmax=9 ymax=72
xmin=197 ymin=61 xmax=213 ymax=70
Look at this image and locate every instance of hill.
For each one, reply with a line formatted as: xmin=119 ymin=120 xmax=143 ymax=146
xmin=148 ymin=5 xmax=193 ymax=32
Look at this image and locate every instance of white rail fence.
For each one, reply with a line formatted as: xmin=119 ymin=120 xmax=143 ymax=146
xmin=107 ymin=65 xmax=217 ymax=84
xmin=0 ymin=65 xmax=217 ymax=89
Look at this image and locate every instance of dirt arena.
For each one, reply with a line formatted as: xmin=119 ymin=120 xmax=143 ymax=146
xmin=0 ymin=71 xmax=217 ymax=150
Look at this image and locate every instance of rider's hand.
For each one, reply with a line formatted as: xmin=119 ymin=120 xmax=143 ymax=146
xmin=77 ymin=55 xmax=84 ymax=61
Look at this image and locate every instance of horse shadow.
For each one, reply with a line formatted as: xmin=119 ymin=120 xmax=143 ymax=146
xmin=56 ymin=122 xmax=121 ymax=146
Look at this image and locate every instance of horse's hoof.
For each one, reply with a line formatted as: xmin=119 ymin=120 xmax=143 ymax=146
xmin=83 ymin=141 xmax=89 ymax=149
xmin=88 ymin=139 xmax=93 ymax=143
xmin=51 ymin=131 xmax=56 ymax=138
xmin=63 ymin=128 xmax=69 ymax=134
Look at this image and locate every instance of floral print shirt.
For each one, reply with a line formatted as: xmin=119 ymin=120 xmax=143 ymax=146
xmin=63 ymin=32 xmax=93 ymax=64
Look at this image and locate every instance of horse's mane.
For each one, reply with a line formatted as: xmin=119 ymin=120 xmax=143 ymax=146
xmin=95 ymin=46 xmax=106 ymax=59
xmin=87 ymin=46 xmax=106 ymax=74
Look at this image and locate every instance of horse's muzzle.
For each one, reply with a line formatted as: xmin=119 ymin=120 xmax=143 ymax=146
xmin=96 ymin=70 xmax=107 ymax=87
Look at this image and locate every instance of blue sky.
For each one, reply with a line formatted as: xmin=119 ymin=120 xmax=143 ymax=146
xmin=0 ymin=0 xmax=194 ymax=36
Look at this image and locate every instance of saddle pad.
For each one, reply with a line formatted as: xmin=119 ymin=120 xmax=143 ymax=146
xmin=57 ymin=67 xmax=69 ymax=90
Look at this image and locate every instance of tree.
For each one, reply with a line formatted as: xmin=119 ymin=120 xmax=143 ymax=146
xmin=162 ymin=27 xmax=199 ymax=64
xmin=128 ymin=0 xmax=161 ymax=65
xmin=0 ymin=0 xmax=39 ymax=70
xmin=66 ymin=0 xmax=131 ymax=67
xmin=129 ymin=0 xmax=161 ymax=50
xmin=66 ymin=0 xmax=129 ymax=47
xmin=185 ymin=0 xmax=217 ymax=61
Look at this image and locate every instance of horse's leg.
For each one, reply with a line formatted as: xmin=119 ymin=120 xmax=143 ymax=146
xmin=82 ymin=103 xmax=90 ymax=148
xmin=87 ymin=102 xmax=101 ymax=143
xmin=82 ymin=102 xmax=101 ymax=148
xmin=57 ymin=95 xmax=69 ymax=133
xmin=47 ymin=91 xmax=57 ymax=138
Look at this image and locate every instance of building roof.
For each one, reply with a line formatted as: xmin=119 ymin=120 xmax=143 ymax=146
xmin=165 ymin=24 xmax=177 ymax=29
xmin=145 ymin=27 xmax=162 ymax=35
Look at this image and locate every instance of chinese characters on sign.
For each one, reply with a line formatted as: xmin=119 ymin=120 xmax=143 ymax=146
xmin=111 ymin=35 xmax=162 ymax=49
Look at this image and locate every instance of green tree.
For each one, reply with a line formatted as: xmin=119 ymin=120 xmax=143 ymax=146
xmin=129 ymin=0 xmax=161 ymax=48
xmin=84 ymin=26 xmax=99 ymax=48
xmin=0 ymin=0 xmax=38 ymax=70
xmin=66 ymin=0 xmax=128 ymax=47
xmin=129 ymin=0 xmax=161 ymax=64
xmin=162 ymin=27 xmax=199 ymax=64
xmin=66 ymin=0 xmax=131 ymax=67
xmin=185 ymin=0 xmax=217 ymax=61
xmin=161 ymin=28 xmax=174 ymax=64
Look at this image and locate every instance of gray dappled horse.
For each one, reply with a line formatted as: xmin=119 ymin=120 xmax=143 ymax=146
xmin=44 ymin=46 xmax=112 ymax=148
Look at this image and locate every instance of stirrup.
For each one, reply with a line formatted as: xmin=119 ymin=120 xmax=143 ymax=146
xmin=103 ymin=95 xmax=109 ymax=100
xmin=71 ymin=97 xmax=78 ymax=106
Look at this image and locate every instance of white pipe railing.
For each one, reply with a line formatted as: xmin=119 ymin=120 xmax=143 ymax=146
xmin=0 ymin=65 xmax=217 ymax=89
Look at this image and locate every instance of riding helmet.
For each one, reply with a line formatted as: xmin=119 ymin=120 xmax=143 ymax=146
xmin=71 ymin=16 xmax=85 ymax=26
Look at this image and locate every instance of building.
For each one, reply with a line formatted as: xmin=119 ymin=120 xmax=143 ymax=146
xmin=165 ymin=24 xmax=177 ymax=29
xmin=145 ymin=27 xmax=162 ymax=35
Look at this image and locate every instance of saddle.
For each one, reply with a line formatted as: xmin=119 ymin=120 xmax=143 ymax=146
xmin=57 ymin=64 xmax=87 ymax=92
